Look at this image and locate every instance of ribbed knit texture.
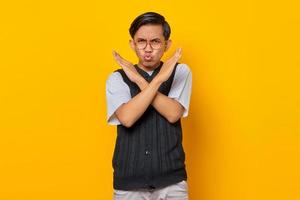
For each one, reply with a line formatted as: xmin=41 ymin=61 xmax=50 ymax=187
xmin=112 ymin=61 xmax=187 ymax=190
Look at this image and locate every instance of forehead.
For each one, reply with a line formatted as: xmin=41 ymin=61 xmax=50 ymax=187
xmin=134 ymin=24 xmax=164 ymax=39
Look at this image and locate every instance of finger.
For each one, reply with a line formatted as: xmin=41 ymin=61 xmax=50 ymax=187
xmin=112 ymin=51 xmax=123 ymax=61
xmin=112 ymin=52 xmax=125 ymax=68
xmin=176 ymin=47 xmax=182 ymax=56
xmin=118 ymin=56 xmax=134 ymax=68
xmin=113 ymin=52 xmax=127 ymax=67
xmin=112 ymin=51 xmax=135 ymax=70
xmin=117 ymin=57 xmax=133 ymax=70
xmin=113 ymin=52 xmax=131 ymax=67
xmin=119 ymin=56 xmax=132 ymax=67
xmin=112 ymin=50 xmax=119 ymax=59
xmin=112 ymin=51 xmax=121 ymax=63
xmin=166 ymin=48 xmax=181 ymax=63
xmin=115 ymin=52 xmax=128 ymax=64
xmin=174 ymin=48 xmax=182 ymax=60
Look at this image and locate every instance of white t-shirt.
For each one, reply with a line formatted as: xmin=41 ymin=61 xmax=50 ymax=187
xmin=105 ymin=63 xmax=192 ymax=125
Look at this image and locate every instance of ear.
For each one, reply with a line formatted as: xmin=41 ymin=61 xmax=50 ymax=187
xmin=129 ymin=39 xmax=135 ymax=51
xmin=164 ymin=39 xmax=172 ymax=52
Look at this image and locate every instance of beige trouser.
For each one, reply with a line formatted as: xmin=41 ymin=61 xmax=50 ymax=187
xmin=113 ymin=180 xmax=188 ymax=200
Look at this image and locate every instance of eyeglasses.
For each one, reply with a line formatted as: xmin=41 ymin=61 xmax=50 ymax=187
xmin=134 ymin=39 xmax=166 ymax=50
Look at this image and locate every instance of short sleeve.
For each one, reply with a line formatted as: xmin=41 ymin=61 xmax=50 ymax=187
xmin=105 ymin=72 xmax=131 ymax=125
xmin=168 ymin=63 xmax=192 ymax=117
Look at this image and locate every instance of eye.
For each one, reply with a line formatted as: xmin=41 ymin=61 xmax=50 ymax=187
xmin=137 ymin=39 xmax=146 ymax=43
xmin=152 ymin=39 xmax=161 ymax=44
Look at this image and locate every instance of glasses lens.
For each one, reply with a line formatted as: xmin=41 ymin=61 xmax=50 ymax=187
xmin=150 ymin=40 xmax=162 ymax=49
xmin=136 ymin=41 xmax=147 ymax=49
xmin=135 ymin=40 xmax=163 ymax=49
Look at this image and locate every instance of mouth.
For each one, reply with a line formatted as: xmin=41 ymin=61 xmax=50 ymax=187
xmin=143 ymin=55 xmax=153 ymax=61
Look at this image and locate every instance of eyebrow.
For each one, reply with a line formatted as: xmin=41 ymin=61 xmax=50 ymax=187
xmin=136 ymin=37 xmax=161 ymax=41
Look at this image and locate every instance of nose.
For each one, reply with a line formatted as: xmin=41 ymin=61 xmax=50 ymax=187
xmin=144 ymin=42 xmax=153 ymax=52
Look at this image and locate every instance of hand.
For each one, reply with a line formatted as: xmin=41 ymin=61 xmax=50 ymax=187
xmin=154 ymin=48 xmax=182 ymax=83
xmin=112 ymin=50 xmax=144 ymax=84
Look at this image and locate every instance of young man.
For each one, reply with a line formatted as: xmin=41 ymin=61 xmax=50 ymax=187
xmin=106 ymin=12 xmax=192 ymax=200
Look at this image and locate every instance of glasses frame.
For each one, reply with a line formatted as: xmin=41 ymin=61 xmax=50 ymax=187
xmin=134 ymin=39 xmax=167 ymax=50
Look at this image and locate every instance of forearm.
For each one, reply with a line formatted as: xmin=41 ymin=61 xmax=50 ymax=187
xmin=136 ymin=79 xmax=184 ymax=123
xmin=151 ymin=92 xmax=184 ymax=123
xmin=115 ymin=78 xmax=162 ymax=128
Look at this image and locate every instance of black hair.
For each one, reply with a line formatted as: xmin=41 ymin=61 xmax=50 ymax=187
xmin=129 ymin=12 xmax=171 ymax=40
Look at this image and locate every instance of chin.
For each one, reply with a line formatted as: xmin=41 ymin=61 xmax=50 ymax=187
xmin=142 ymin=60 xmax=159 ymax=67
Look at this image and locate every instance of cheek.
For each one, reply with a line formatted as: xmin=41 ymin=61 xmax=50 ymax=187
xmin=135 ymin=50 xmax=143 ymax=58
xmin=154 ymin=49 xmax=165 ymax=58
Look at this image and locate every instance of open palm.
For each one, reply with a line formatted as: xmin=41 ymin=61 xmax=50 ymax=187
xmin=156 ymin=48 xmax=182 ymax=83
xmin=112 ymin=50 xmax=142 ymax=83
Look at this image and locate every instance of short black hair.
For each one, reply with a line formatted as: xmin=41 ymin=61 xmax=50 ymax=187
xmin=129 ymin=12 xmax=171 ymax=40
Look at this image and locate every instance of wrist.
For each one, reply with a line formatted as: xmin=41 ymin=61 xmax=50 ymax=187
xmin=152 ymin=76 xmax=163 ymax=85
xmin=136 ymin=76 xmax=148 ymax=90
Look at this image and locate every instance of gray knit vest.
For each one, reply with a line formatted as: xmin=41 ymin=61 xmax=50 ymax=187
xmin=112 ymin=61 xmax=187 ymax=190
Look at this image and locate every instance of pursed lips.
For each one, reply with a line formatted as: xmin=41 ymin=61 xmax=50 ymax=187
xmin=144 ymin=54 xmax=153 ymax=61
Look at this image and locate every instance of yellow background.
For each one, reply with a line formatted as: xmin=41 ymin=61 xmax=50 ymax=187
xmin=1 ymin=0 xmax=299 ymax=199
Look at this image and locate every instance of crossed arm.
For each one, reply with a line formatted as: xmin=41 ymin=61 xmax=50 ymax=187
xmin=112 ymin=49 xmax=184 ymax=128
xmin=115 ymin=77 xmax=184 ymax=128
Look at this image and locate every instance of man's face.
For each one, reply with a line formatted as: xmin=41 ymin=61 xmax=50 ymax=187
xmin=130 ymin=24 xmax=171 ymax=70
